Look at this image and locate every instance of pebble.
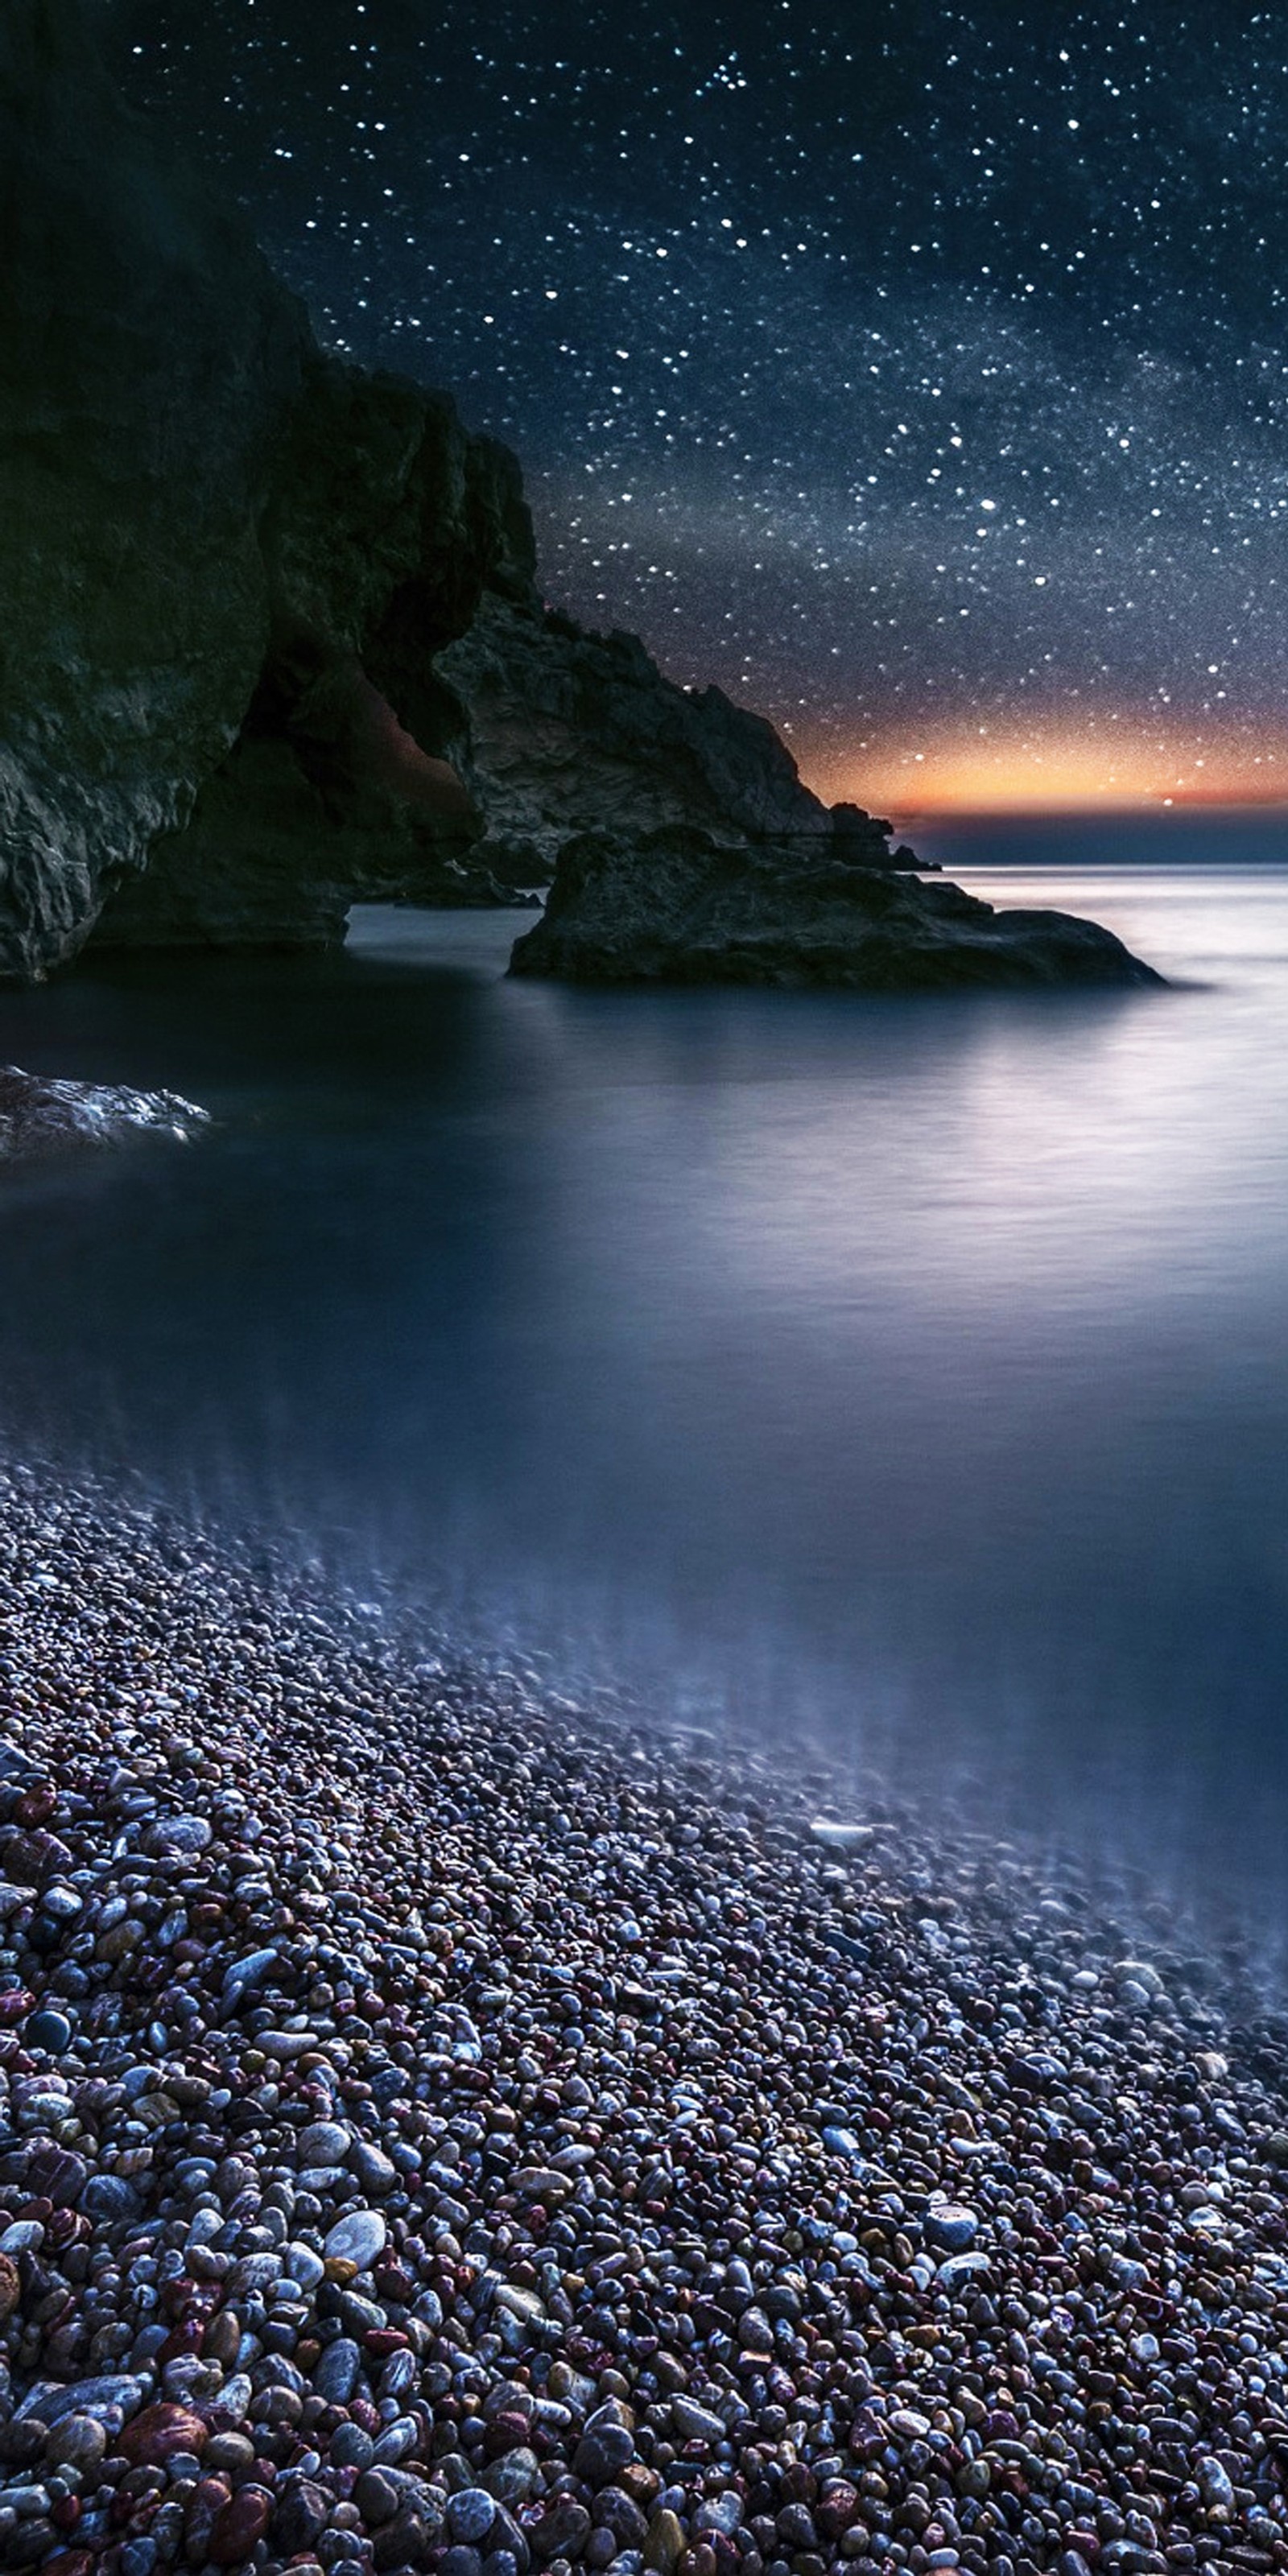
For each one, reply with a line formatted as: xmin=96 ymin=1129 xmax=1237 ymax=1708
xmin=323 ymin=2208 xmax=386 ymax=2270
xmin=297 ymin=2120 xmax=351 ymax=2166
xmin=2 ymin=1468 xmax=1288 ymax=2576
xmin=447 ymin=2488 xmax=498 ymax=2543
xmin=923 ymin=2200 xmax=980 ymax=2251
xmin=24 ymin=2008 xmax=71 ymax=2053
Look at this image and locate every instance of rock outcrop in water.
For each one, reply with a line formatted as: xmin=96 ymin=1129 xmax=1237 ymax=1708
xmin=0 ymin=1067 xmax=208 ymax=1154
xmin=510 ymin=826 xmax=1165 ymax=991
xmin=0 ymin=0 xmax=531 ymax=973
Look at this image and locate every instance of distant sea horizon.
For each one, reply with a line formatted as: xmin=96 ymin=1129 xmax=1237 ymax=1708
xmin=904 ymin=801 xmax=1288 ymax=866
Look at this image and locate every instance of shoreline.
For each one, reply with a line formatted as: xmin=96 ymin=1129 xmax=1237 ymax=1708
xmin=1 ymin=1468 xmax=1287 ymax=2576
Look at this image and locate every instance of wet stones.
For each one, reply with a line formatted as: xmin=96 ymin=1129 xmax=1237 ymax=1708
xmin=2 ymin=1466 xmax=1288 ymax=2576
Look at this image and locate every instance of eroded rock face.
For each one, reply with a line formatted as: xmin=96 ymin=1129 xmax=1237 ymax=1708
xmin=436 ymin=592 xmax=941 ymax=890
xmin=508 ymin=827 xmax=1166 ymax=992
xmin=438 ymin=595 xmax=833 ymax=881
xmin=0 ymin=0 xmax=308 ymax=976
xmin=0 ymin=1 xmax=532 ymax=972
xmin=0 ymin=2 xmax=1140 ymax=985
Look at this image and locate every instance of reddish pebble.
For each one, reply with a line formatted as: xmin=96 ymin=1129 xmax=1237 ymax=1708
xmin=119 ymin=2402 xmax=210 ymax=2467
xmin=209 ymin=2485 xmax=274 ymax=2564
xmin=184 ymin=2475 xmax=233 ymax=2561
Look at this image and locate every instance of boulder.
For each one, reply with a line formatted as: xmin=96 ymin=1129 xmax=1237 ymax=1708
xmin=508 ymin=827 xmax=1164 ymax=992
xmin=0 ymin=1066 xmax=208 ymax=1155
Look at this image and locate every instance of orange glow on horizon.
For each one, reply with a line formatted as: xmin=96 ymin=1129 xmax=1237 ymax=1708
xmin=794 ymin=719 xmax=1288 ymax=817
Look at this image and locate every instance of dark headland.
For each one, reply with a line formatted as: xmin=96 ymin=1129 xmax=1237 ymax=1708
xmin=0 ymin=0 xmax=1158 ymax=1010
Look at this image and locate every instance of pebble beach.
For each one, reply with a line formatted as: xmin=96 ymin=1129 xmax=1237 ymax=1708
xmin=2 ymin=1469 xmax=1288 ymax=2576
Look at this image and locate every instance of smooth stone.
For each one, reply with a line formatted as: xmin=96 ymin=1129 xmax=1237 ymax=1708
xmin=644 ymin=2510 xmax=687 ymax=2574
xmin=574 ymin=2424 xmax=636 ymax=2487
xmin=44 ymin=2417 xmax=107 ymax=2474
xmin=118 ymin=2405 xmax=209 ymax=2467
xmin=208 ymin=2485 xmax=274 ymax=2564
xmin=924 ymin=2203 xmax=980 ymax=2252
xmin=349 ymin=2138 xmax=398 ymax=2194
xmin=532 ymin=2501 xmax=592 ymax=2562
xmin=324 ymin=2208 xmax=387 ymax=2270
xmin=26 ymin=2009 xmax=72 ymax=2052
xmin=937 ymin=2252 xmax=994 ymax=2293
xmin=80 ymin=2174 xmax=142 ymax=2224
xmin=669 ymin=2396 xmax=726 ymax=2443
xmin=297 ymin=2121 xmax=351 ymax=2168
xmin=42 ymin=1885 xmax=83 ymax=1919
xmin=329 ymin=2425 xmax=376 ymax=2471
xmin=17 ymin=2375 xmax=145 ymax=2428
xmin=353 ymin=2467 xmax=402 ymax=2526
xmin=822 ymin=2125 xmax=864 ymax=2161
xmin=271 ymin=2478 xmax=330 ymax=2552
xmin=314 ymin=2337 xmax=362 ymax=2404
xmin=142 ymin=1813 xmax=213 ymax=1852
xmin=484 ymin=2448 xmax=541 ymax=2506
xmin=447 ymin=2490 xmax=498 ymax=2545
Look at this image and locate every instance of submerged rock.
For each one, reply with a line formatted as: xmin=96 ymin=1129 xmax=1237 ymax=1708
xmin=509 ymin=824 xmax=1165 ymax=990
xmin=0 ymin=1066 xmax=208 ymax=1155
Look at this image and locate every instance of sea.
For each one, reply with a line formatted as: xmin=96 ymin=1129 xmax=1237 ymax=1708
xmin=2 ymin=810 xmax=1288 ymax=1954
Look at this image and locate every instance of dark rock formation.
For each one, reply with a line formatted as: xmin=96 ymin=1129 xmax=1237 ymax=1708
xmin=437 ymin=595 xmax=828 ymax=873
xmin=0 ymin=1067 xmax=208 ymax=1155
xmin=436 ymin=594 xmax=935 ymax=881
xmin=831 ymin=803 xmax=931 ymax=871
xmin=509 ymin=828 xmax=1165 ymax=992
xmin=0 ymin=0 xmax=531 ymax=973
xmin=0 ymin=2 xmax=1147 ymax=996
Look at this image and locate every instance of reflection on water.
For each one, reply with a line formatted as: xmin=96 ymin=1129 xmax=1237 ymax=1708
xmin=0 ymin=864 xmax=1286 ymax=1940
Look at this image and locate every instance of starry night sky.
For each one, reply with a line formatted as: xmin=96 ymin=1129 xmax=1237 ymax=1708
xmin=106 ymin=0 xmax=1288 ymax=813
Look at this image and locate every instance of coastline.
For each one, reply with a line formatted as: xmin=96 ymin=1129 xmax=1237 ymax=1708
xmin=1 ymin=1468 xmax=1287 ymax=2576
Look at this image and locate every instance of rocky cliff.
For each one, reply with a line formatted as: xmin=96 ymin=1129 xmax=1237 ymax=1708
xmin=0 ymin=2 xmax=1150 ymax=992
xmin=0 ymin=0 xmax=532 ymax=974
xmin=436 ymin=592 xmax=931 ymax=887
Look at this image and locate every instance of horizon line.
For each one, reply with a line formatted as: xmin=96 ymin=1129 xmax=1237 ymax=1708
xmin=891 ymin=795 xmax=1288 ymax=826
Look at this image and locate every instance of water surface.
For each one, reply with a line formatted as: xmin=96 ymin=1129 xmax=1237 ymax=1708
xmin=2 ymin=857 xmax=1286 ymax=1939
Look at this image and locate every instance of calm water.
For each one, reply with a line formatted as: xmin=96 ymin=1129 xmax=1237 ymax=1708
xmin=2 ymin=852 xmax=1287 ymax=1934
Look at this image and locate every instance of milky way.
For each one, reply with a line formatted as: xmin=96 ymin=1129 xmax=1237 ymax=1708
xmin=109 ymin=1 xmax=1288 ymax=808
